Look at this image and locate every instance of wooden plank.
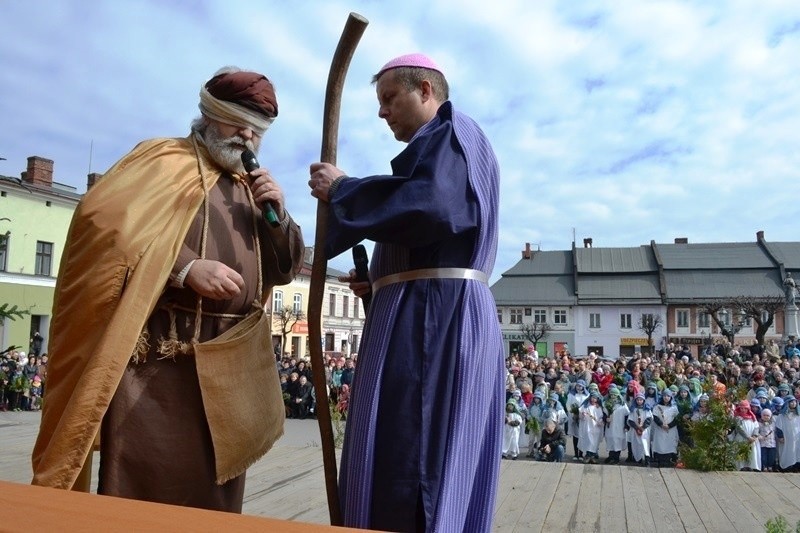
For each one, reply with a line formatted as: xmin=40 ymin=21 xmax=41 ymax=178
xmin=571 ymin=464 xmax=603 ymax=532
xmin=598 ymin=467 xmax=626 ymax=532
xmin=757 ymin=471 xmax=800 ymax=525
xmin=675 ymin=469 xmax=736 ymax=532
xmin=0 ymin=480 xmax=360 ymax=532
xmin=540 ymin=463 xmax=584 ymax=533
xmin=492 ymin=460 xmax=545 ymax=532
xmin=640 ymin=468 xmax=684 ymax=533
xmin=658 ymin=468 xmax=704 ymax=532
xmin=619 ymin=466 xmax=657 ymax=533
xmin=513 ymin=463 xmax=565 ymax=532
xmin=699 ymin=472 xmax=762 ymax=532
xmin=715 ymin=470 xmax=791 ymax=531
xmin=492 ymin=457 xmax=527 ymax=513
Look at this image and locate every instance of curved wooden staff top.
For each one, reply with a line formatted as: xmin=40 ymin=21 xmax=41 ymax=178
xmin=308 ymin=12 xmax=368 ymax=527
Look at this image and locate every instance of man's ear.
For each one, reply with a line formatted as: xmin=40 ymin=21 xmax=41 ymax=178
xmin=419 ymin=79 xmax=434 ymax=102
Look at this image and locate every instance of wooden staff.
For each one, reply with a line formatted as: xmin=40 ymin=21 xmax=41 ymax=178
xmin=308 ymin=12 xmax=368 ymax=527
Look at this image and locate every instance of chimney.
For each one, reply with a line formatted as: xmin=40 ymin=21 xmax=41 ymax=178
xmin=24 ymin=156 xmax=54 ymax=187
xmin=87 ymin=172 xmax=103 ymax=190
xmin=756 ymin=230 xmax=765 ymax=241
xmin=522 ymin=242 xmax=532 ymax=260
xmin=583 ymin=238 xmax=592 ymax=248
xmin=674 ymin=237 xmax=688 ymax=244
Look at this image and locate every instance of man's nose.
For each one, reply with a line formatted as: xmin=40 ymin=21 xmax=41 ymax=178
xmin=238 ymin=127 xmax=254 ymax=139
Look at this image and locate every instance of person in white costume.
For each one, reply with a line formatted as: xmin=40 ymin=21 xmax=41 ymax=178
xmin=603 ymin=387 xmax=629 ymax=465
xmin=627 ymin=392 xmax=652 ymax=466
xmin=732 ymin=400 xmax=761 ymax=471
xmin=651 ymin=389 xmax=680 ymax=468
xmin=776 ymin=396 xmax=800 ymax=472
xmin=578 ymin=392 xmax=604 ymax=464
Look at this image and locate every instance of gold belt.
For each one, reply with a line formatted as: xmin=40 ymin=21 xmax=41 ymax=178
xmin=371 ymin=267 xmax=488 ymax=293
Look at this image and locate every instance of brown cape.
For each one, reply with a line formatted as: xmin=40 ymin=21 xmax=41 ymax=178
xmin=32 ymin=136 xmax=229 ymax=490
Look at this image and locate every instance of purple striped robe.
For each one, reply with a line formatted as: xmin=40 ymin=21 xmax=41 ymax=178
xmin=326 ymin=101 xmax=504 ymax=532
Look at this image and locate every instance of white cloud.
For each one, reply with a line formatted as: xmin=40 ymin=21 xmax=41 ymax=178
xmin=1 ymin=0 xmax=799 ymax=278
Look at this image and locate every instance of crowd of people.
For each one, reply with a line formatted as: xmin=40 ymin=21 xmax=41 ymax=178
xmin=0 ymin=347 xmax=46 ymax=412
xmin=502 ymin=338 xmax=800 ymax=473
xmin=12 ymin=335 xmax=800 ymax=477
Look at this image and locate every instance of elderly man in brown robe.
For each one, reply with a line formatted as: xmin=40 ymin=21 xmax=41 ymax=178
xmin=32 ymin=67 xmax=305 ymax=513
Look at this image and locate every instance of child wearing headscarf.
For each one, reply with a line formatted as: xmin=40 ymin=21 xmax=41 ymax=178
xmin=525 ymin=391 xmax=546 ymax=458
xmin=644 ymin=382 xmax=659 ymax=409
xmin=578 ymin=392 xmax=604 ymax=464
xmin=690 ymin=394 xmax=710 ymax=422
xmin=566 ymin=380 xmax=589 ymax=460
xmin=776 ymin=396 xmax=800 ymax=472
xmin=675 ymin=385 xmax=694 ymax=445
xmin=603 ymin=386 xmax=629 ymax=464
xmin=687 ymin=377 xmax=703 ymax=405
xmin=627 ymin=392 xmax=652 ymax=466
xmin=502 ymin=399 xmax=524 ymax=460
xmin=651 ymin=389 xmax=680 ymax=467
xmin=758 ymin=408 xmax=777 ymax=472
xmin=624 ymin=380 xmax=641 ymax=462
xmin=541 ymin=392 xmax=567 ymax=428
xmin=732 ymin=400 xmax=761 ymax=471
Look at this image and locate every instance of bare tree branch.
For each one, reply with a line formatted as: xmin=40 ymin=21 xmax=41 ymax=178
xmin=636 ymin=313 xmax=663 ymax=353
xmin=272 ymin=306 xmax=306 ymax=356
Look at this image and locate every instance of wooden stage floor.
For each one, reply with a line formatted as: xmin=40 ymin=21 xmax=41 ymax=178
xmin=3 ymin=411 xmax=799 ymax=532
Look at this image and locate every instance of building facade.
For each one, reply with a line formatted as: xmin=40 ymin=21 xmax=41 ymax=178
xmin=0 ymin=157 xmax=85 ymax=354
xmin=492 ymin=235 xmax=797 ymax=358
xmin=268 ymin=249 xmax=366 ymax=360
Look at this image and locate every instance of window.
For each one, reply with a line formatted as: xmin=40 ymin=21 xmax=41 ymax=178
xmin=353 ymin=298 xmax=359 ymax=319
xmin=718 ymin=309 xmax=731 ymax=327
xmin=534 ymin=309 xmax=547 ymax=324
xmin=510 ymin=308 xmax=523 ymax=324
xmin=273 ymin=290 xmax=283 ymax=312
xmin=620 ymin=313 xmax=632 ymax=329
xmin=343 ymin=295 xmax=349 ymax=318
xmin=698 ymin=312 xmax=710 ymax=328
xmin=589 ymin=313 xmax=601 ymax=329
xmin=554 ymin=309 xmax=567 ymax=325
xmin=293 ymin=293 xmax=302 ymax=314
xmin=35 ymin=241 xmax=53 ymax=276
xmin=497 ymin=309 xmax=503 ymax=323
xmin=0 ymin=234 xmax=7 ymax=272
xmin=328 ymin=294 xmax=336 ymax=316
xmin=677 ymin=309 xmax=689 ymax=328
xmin=524 ymin=308 xmax=532 ymax=316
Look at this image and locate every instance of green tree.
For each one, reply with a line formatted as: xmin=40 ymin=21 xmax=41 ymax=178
xmin=0 ymin=303 xmax=29 ymax=321
xmin=679 ymin=386 xmax=750 ymax=471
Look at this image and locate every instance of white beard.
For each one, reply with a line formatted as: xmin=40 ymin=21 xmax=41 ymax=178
xmin=202 ymin=122 xmax=260 ymax=174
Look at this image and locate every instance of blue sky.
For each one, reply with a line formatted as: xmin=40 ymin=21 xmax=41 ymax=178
xmin=2 ymin=0 xmax=799 ymax=281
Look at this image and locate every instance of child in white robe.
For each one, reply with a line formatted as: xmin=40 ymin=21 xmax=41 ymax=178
xmin=603 ymin=387 xmax=629 ymax=465
xmin=627 ymin=393 xmax=652 ymax=466
xmin=578 ymin=392 xmax=604 ymax=464
xmin=502 ymin=399 xmax=524 ymax=460
xmin=732 ymin=400 xmax=761 ymax=471
xmin=651 ymin=389 xmax=679 ymax=468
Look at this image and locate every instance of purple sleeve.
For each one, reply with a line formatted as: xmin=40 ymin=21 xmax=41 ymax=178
xmin=324 ymin=120 xmax=478 ymax=259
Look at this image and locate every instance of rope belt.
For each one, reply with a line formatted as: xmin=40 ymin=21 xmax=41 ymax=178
xmin=167 ymin=303 xmax=248 ymax=320
xmin=371 ymin=267 xmax=488 ymax=294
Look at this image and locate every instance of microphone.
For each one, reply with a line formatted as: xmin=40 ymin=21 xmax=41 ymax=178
xmin=241 ymin=149 xmax=280 ymax=228
xmin=352 ymin=244 xmax=372 ymax=314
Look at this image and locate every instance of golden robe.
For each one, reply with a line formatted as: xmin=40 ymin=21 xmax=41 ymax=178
xmin=31 ymin=136 xmax=301 ymax=492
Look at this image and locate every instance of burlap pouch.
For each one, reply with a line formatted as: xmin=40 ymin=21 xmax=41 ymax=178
xmin=193 ymin=305 xmax=285 ymax=484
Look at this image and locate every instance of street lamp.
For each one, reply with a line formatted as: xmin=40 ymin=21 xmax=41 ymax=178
xmin=729 ymin=309 xmax=748 ymax=347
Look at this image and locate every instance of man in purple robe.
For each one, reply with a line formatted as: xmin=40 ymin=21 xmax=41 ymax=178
xmin=309 ymin=53 xmax=504 ymax=532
